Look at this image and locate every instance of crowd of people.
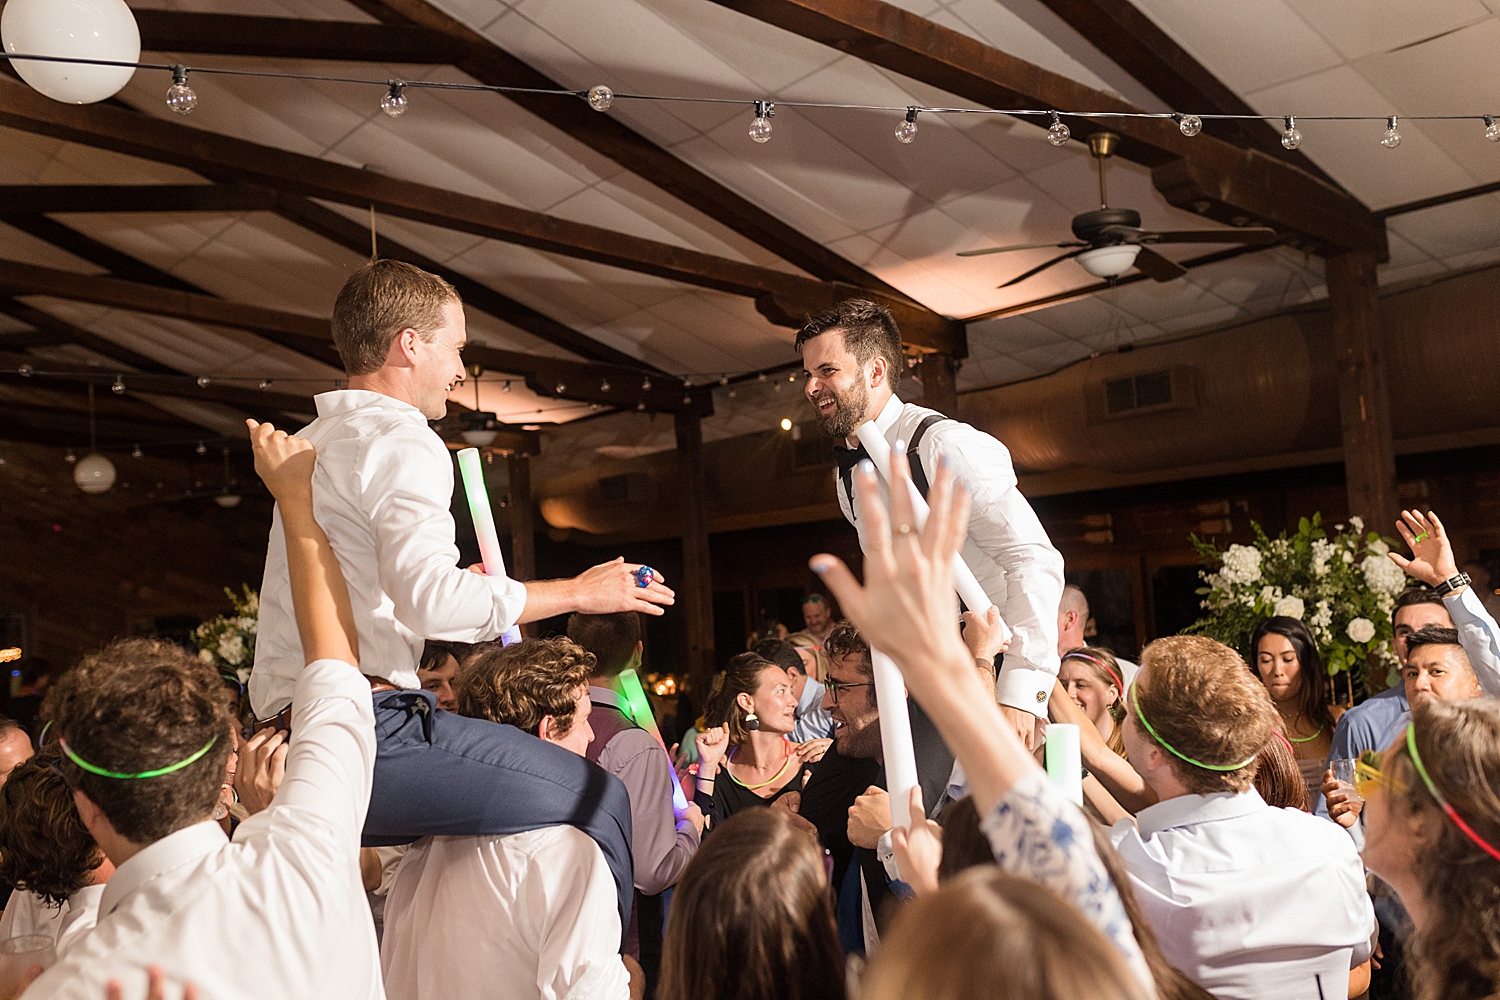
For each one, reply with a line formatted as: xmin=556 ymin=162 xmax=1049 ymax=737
xmin=1 ymin=264 xmax=1498 ymax=1000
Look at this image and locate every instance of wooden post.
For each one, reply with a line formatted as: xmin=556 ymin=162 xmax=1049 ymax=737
xmin=1327 ymin=250 xmax=1399 ymax=537
xmin=675 ymin=409 xmax=715 ymax=693
xmin=506 ymin=453 xmax=535 ymax=583
xmin=919 ymin=352 xmax=958 ymax=416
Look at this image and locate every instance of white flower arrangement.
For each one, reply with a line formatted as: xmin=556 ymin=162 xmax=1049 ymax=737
xmin=1189 ymin=514 xmax=1409 ymax=696
xmin=193 ymin=584 xmax=259 ymax=685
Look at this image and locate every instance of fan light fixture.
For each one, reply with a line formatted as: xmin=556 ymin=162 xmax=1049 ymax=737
xmin=1076 ymin=245 xmax=1142 ymax=279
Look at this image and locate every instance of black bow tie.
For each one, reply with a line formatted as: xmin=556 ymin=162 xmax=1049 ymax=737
xmin=833 ymin=443 xmax=869 ymax=476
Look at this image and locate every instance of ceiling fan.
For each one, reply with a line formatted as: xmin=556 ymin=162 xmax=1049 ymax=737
xmin=958 ymin=132 xmax=1279 ymax=288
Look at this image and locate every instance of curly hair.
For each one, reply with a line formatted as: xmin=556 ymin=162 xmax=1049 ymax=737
xmin=703 ymin=653 xmax=785 ymax=746
xmin=454 ymin=638 xmax=594 ymax=738
xmin=1386 ymin=700 xmax=1500 ymax=1000
xmin=0 ymin=746 xmax=104 ymax=907
xmin=823 ymin=620 xmax=870 ymax=676
xmin=1132 ymin=635 xmax=1277 ymax=796
xmin=43 ymin=637 xmax=233 ymax=844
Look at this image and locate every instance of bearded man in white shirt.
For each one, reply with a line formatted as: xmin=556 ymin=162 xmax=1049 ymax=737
xmin=252 ymin=260 xmax=671 ymax=930
xmin=383 ymin=637 xmax=633 ymax=1000
xmin=1112 ymin=634 xmax=1376 ymax=1000
xmin=27 ymin=420 xmax=378 ymax=999
xmin=798 ymin=299 xmax=1064 ymax=750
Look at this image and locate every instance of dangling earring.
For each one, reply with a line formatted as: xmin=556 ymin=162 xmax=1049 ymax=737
xmin=745 ymin=711 xmax=760 ymax=731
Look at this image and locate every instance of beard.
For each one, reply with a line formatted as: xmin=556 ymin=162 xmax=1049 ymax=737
xmin=812 ymin=379 xmax=869 ymax=439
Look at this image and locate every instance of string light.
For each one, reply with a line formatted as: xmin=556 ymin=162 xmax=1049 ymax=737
xmin=502 ymin=380 xmax=512 ymax=392
xmin=1046 ymin=111 xmax=1070 ymax=146
xmin=1281 ymin=116 xmax=1302 ymax=150
xmin=17 ymin=365 xmax=32 ymax=376
xmin=600 ymin=378 xmax=611 ymax=392
xmin=682 ymin=391 xmax=692 ymax=405
xmin=165 ymin=66 xmax=196 ymax=115
xmin=555 ymin=382 xmax=566 ymax=394
xmin=259 ymin=379 xmax=271 ymax=389
xmin=196 ymin=440 xmax=207 ymax=455
xmin=380 ymin=80 xmax=408 ymax=118
xmin=132 ymin=444 xmax=143 ymax=459
xmin=64 ymin=448 xmax=76 ymax=464
xmin=757 ymin=373 xmax=768 ymax=383
xmin=1381 ymin=115 xmax=1401 ymax=149
xmin=749 ymin=101 xmax=774 ymax=143
xmin=1487 ymin=116 xmax=1500 ymax=143
xmin=587 ymin=85 xmax=613 ymax=112
xmin=111 ymin=376 xmax=125 ymax=394
xmin=641 ymin=376 xmax=652 ymax=392
xmin=196 ymin=376 xmax=210 ymax=387
xmin=636 ymin=402 xmax=646 ymax=411
xmin=1173 ymin=113 xmax=1202 ymax=137
xmin=895 ymin=107 xmax=919 ymax=144
xmin=718 ymin=375 xmax=729 ymax=387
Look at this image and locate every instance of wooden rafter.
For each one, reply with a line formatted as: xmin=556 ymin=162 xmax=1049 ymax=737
xmin=0 ymin=76 xmax=963 ymax=354
xmin=0 ymin=299 xmax=178 ymax=375
xmin=711 ymin=0 xmax=1386 ymax=258
xmin=1031 ymin=0 xmax=1345 ymax=192
xmin=133 ymin=6 xmax=913 ymax=301
xmin=0 ymin=184 xmax=278 ymax=214
xmin=1 ymin=214 xmax=204 ymax=293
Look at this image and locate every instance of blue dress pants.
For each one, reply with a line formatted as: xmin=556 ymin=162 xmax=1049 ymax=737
xmin=361 ymin=688 xmax=635 ymax=932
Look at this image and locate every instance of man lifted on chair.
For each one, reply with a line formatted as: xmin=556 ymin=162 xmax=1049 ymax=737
xmin=798 ymin=299 xmax=1065 ymax=749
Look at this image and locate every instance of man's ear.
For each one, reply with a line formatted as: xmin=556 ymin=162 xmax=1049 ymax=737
xmin=387 ymin=328 xmax=422 ymax=368
xmin=536 ymin=715 xmax=558 ymax=743
xmin=73 ymin=789 xmax=108 ymax=838
xmin=868 ymin=353 xmax=888 ymax=390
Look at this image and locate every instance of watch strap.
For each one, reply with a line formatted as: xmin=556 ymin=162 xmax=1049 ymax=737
xmin=1434 ymin=571 xmax=1472 ymax=597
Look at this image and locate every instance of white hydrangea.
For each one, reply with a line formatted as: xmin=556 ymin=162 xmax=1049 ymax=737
xmin=1350 ymin=515 xmax=1365 ymax=534
xmin=1342 ymin=549 xmax=1354 ymax=564
xmin=1376 ymin=591 xmax=1395 ymax=614
xmin=1219 ymin=544 xmax=1263 ymax=585
xmin=1362 ymin=554 xmax=1408 ymax=596
xmin=198 ymin=648 xmax=215 ymax=664
xmin=1310 ymin=599 xmax=1333 ymax=629
xmin=217 ymin=634 xmax=246 ymax=666
xmin=1367 ymin=538 xmax=1390 ymax=556
xmin=1273 ymin=595 xmax=1305 ymax=619
xmin=1347 ymin=617 xmax=1376 ymax=644
xmin=1259 ymin=585 xmax=1283 ymax=606
xmin=1310 ymin=538 xmax=1335 ymax=577
xmin=1269 ymin=538 xmax=1292 ymax=558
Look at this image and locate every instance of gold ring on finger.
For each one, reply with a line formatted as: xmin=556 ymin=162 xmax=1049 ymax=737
xmin=897 ymin=524 xmax=914 ymax=535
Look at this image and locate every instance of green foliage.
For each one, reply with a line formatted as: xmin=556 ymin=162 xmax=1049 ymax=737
xmin=191 ymin=584 xmax=259 ymax=685
xmin=1185 ymin=514 xmax=1407 ymax=689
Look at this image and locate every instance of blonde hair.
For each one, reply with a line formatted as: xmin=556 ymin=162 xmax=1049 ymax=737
xmin=331 ymin=259 xmax=459 ymax=376
xmin=1062 ymin=646 xmax=1127 ymax=758
xmin=785 ymin=631 xmax=830 ymax=684
xmin=1132 ymin=635 xmax=1277 ymax=796
xmin=861 ymin=867 xmax=1151 ymax=1000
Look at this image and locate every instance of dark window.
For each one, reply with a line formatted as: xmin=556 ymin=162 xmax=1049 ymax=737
xmin=1105 ymin=370 xmax=1174 ymax=414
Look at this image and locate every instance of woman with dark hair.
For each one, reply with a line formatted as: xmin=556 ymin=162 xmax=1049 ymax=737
xmin=1254 ymin=731 xmax=1311 ymax=812
xmin=1250 ymin=616 xmax=1334 ymax=806
xmin=658 ymin=808 xmax=843 ymax=1000
xmin=1361 ymin=699 xmax=1500 ymax=1000
xmin=693 ymin=653 xmax=830 ymax=826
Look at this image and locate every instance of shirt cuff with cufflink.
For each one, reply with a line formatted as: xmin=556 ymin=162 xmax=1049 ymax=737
xmin=995 ymin=666 xmax=1054 ymax=720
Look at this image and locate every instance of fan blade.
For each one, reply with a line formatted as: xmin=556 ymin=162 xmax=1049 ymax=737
xmin=1150 ymin=227 xmax=1279 ymax=245
xmin=958 ymin=241 xmax=1085 ymax=257
xmin=998 ymin=248 xmax=1089 ymax=288
xmin=1134 ymin=247 xmax=1188 ymax=282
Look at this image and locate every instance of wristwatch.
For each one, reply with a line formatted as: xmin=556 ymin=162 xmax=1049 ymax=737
xmin=1433 ymin=572 xmax=1471 ymax=597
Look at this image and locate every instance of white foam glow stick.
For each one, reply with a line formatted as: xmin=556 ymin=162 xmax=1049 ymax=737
xmin=1044 ymin=723 xmax=1083 ymax=806
xmin=852 ymin=424 xmax=1010 ymax=645
xmin=457 ymin=448 xmax=522 ymax=646
xmin=871 ymin=648 xmax=920 ymax=833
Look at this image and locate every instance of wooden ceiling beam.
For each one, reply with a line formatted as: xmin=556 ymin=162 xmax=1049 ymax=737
xmin=0 ymin=184 xmax=277 ymax=214
xmin=0 ymin=299 xmax=179 ymax=375
xmin=1030 ymin=0 xmax=1344 ymax=192
xmin=0 ymin=76 xmax=963 ymax=354
xmin=711 ymin=0 xmax=1385 ymax=258
xmin=133 ymin=7 xmax=913 ymax=302
xmin=0 ymin=213 xmax=203 ymax=293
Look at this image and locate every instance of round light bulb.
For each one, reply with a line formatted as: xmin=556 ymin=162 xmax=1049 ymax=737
xmin=380 ymin=83 xmax=407 ymax=118
xmin=894 ymin=118 xmax=918 ymax=144
xmin=1 ymin=0 xmax=140 ymax=105
xmin=165 ymin=79 xmax=196 ymax=115
xmin=132 ymin=444 xmax=142 ymax=459
xmin=600 ymin=379 xmax=611 ymax=392
xmin=196 ymin=375 xmax=210 ymax=387
xmin=1486 ymin=117 xmax=1500 ymax=143
xmin=64 ymin=448 xmax=76 ymax=464
xmin=1176 ymin=114 xmax=1202 ymax=137
xmin=555 ymin=382 xmax=566 ymax=394
xmin=73 ymin=452 xmax=115 ymax=494
xmin=1280 ymin=117 xmax=1301 ymax=150
xmin=1046 ymin=113 xmax=1070 ymax=146
xmin=749 ymin=115 xmax=773 ymax=143
xmin=502 ymin=380 xmax=512 ymax=392
xmin=111 ymin=376 xmax=124 ymax=394
xmin=1380 ymin=118 xmax=1401 ymax=149
xmin=642 ymin=377 xmax=652 ymax=391
xmin=587 ymin=85 xmax=613 ymax=112
xmin=196 ymin=441 xmax=207 ymax=456
xmin=780 ymin=418 xmax=793 ymax=431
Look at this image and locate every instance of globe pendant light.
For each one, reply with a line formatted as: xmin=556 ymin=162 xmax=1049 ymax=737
xmin=74 ymin=383 xmax=116 ymax=494
xmin=2 ymin=0 xmax=140 ymax=105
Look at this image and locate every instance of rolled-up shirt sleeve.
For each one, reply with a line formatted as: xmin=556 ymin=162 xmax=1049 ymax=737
xmin=925 ymin=423 xmax=1065 ymax=717
xmin=359 ymin=429 xmax=528 ymax=642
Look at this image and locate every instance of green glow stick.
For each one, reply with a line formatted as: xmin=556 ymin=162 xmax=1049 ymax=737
xmin=619 ymin=668 xmax=689 ymax=811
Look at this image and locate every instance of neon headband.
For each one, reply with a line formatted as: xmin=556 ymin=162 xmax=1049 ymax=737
xmin=46 ymin=719 xmax=219 ymax=781
xmin=1063 ymin=651 xmax=1123 ymax=693
xmin=1130 ymin=681 xmax=1257 ymax=772
xmin=1405 ymin=725 xmax=1500 ymax=864
xmin=1273 ymin=730 xmax=1296 ymax=757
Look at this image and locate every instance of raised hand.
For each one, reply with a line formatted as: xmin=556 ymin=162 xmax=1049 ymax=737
xmin=1388 ymin=509 xmax=1457 ymax=588
xmin=961 ymin=605 xmax=1010 ymax=662
xmin=695 ymin=724 xmax=729 ymax=770
xmin=245 ymin=419 xmax=315 ymax=504
xmin=572 ymin=558 xmax=676 ymax=617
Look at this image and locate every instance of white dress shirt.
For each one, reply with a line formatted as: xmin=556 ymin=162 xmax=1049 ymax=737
xmin=838 ymin=396 xmax=1065 ymax=716
xmin=1112 ymin=788 xmax=1375 ymax=1000
xmin=381 ymin=827 xmax=629 ymax=1000
xmin=252 ymin=390 xmax=527 ymax=718
xmin=26 ymin=658 xmax=382 ymax=1000
xmin=1444 ymin=587 xmax=1500 ymax=697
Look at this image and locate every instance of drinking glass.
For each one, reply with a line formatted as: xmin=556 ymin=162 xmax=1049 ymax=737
xmin=0 ymin=934 xmax=55 ymax=998
xmin=1330 ymin=758 xmax=1359 ymax=800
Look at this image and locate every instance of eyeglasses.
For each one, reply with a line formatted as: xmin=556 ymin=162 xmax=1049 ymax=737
xmin=826 ymin=679 xmax=875 ymax=705
xmin=1353 ymin=749 xmax=1403 ymax=798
